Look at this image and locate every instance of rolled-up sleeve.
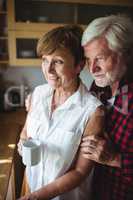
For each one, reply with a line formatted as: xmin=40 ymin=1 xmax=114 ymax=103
xmin=119 ymin=106 xmax=133 ymax=184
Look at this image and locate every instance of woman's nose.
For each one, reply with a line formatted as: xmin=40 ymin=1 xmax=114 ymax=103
xmin=48 ymin=61 xmax=55 ymax=73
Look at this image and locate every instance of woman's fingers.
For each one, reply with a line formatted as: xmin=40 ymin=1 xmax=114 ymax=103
xmin=25 ymin=93 xmax=32 ymax=112
xmin=17 ymin=140 xmax=23 ymax=156
xmin=17 ymin=192 xmax=38 ymax=200
xmin=17 ymin=138 xmax=27 ymax=156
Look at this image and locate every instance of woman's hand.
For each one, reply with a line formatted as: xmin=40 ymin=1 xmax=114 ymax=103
xmin=17 ymin=192 xmax=38 ymax=200
xmin=17 ymin=138 xmax=27 ymax=156
xmin=80 ymin=135 xmax=121 ymax=167
xmin=25 ymin=93 xmax=32 ymax=112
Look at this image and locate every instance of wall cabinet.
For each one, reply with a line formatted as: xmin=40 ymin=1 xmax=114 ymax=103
xmin=7 ymin=0 xmax=133 ymax=67
xmin=0 ymin=1 xmax=8 ymax=67
xmin=0 ymin=110 xmax=26 ymax=199
xmin=8 ymin=31 xmax=43 ymax=67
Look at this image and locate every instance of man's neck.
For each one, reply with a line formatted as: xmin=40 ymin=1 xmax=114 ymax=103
xmin=110 ymin=81 xmax=119 ymax=96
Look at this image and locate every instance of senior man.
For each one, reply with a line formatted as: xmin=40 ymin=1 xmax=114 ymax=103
xmin=81 ymin=14 xmax=133 ymax=200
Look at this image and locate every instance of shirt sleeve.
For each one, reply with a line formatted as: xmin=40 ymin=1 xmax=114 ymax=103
xmin=121 ymin=111 xmax=133 ymax=184
xmin=30 ymin=86 xmax=41 ymax=109
xmin=107 ymin=90 xmax=133 ymax=185
xmin=117 ymin=96 xmax=133 ymax=184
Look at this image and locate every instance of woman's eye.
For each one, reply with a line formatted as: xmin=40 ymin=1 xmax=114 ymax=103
xmin=54 ymin=60 xmax=64 ymax=65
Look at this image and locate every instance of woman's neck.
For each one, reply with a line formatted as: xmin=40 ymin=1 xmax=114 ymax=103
xmin=52 ymin=78 xmax=80 ymax=112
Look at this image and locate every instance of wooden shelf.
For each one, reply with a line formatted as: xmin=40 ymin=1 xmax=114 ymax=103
xmin=7 ymin=0 xmax=133 ymax=67
xmin=0 ymin=3 xmax=8 ymax=67
xmin=0 ymin=36 xmax=8 ymax=39
xmin=0 ymin=109 xmax=26 ymax=199
xmin=47 ymin=0 xmax=133 ymax=6
xmin=0 ymin=11 xmax=7 ymax=14
xmin=0 ymin=60 xmax=8 ymax=64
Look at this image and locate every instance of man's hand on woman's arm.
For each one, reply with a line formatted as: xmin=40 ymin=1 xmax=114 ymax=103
xmin=80 ymin=134 xmax=121 ymax=168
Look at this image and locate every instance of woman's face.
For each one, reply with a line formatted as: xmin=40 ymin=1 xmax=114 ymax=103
xmin=41 ymin=48 xmax=81 ymax=89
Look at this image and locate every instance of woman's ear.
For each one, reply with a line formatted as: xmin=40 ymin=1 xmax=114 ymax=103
xmin=76 ymin=60 xmax=85 ymax=74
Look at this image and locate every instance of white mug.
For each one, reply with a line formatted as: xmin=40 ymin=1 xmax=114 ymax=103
xmin=22 ymin=138 xmax=41 ymax=166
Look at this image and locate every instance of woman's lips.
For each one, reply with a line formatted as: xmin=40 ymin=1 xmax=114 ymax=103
xmin=49 ymin=76 xmax=59 ymax=80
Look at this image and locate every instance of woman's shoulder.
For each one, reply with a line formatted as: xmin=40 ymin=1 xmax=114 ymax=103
xmin=33 ymin=83 xmax=52 ymax=96
xmin=31 ymin=84 xmax=52 ymax=104
xmin=80 ymin=81 xmax=102 ymax=107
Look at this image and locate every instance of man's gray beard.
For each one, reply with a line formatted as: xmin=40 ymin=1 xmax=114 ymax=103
xmin=94 ymin=65 xmax=126 ymax=88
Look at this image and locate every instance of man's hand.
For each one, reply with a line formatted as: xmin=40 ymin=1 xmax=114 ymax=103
xmin=80 ymin=135 xmax=121 ymax=167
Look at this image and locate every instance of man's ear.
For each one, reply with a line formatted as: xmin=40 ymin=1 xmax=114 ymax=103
xmin=76 ymin=60 xmax=85 ymax=74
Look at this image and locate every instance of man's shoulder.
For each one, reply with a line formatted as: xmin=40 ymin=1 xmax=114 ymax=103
xmin=120 ymin=82 xmax=133 ymax=98
xmin=128 ymin=82 xmax=133 ymax=92
xmin=115 ymin=82 xmax=133 ymax=116
xmin=80 ymin=82 xmax=102 ymax=109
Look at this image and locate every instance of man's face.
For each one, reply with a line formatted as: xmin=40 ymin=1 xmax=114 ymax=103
xmin=84 ymin=37 xmax=126 ymax=87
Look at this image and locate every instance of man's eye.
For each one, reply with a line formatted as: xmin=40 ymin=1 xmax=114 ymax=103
xmin=86 ymin=58 xmax=90 ymax=66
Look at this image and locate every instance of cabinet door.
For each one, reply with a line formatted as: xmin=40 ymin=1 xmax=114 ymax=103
xmin=77 ymin=3 xmax=133 ymax=25
xmin=6 ymin=165 xmax=15 ymax=200
xmin=7 ymin=0 xmax=133 ymax=30
xmin=0 ymin=5 xmax=8 ymax=66
xmin=8 ymin=0 xmax=78 ymax=31
xmin=8 ymin=31 xmax=43 ymax=67
xmin=7 ymin=0 xmax=133 ymax=67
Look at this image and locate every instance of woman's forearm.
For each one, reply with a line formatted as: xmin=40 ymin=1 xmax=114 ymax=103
xmin=33 ymin=160 xmax=94 ymax=200
xmin=20 ymin=122 xmax=28 ymax=139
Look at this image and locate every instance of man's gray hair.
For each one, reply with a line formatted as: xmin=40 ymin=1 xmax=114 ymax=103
xmin=82 ymin=14 xmax=133 ymax=54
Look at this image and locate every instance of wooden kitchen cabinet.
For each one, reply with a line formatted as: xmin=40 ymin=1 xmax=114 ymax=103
xmin=8 ymin=31 xmax=42 ymax=67
xmin=0 ymin=1 xmax=9 ymax=67
xmin=0 ymin=109 xmax=26 ymax=199
xmin=7 ymin=0 xmax=133 ymax=67
xmin=0 ymin=124 xmax=22 ymax=200
xmin=6 ymin=164 xmax=15 ymax=200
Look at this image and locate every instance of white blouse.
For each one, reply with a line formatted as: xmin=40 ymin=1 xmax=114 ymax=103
xmin=26 ymin=81 xmax=102 ymax=200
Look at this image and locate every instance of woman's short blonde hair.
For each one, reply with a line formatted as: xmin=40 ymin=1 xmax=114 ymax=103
xmin=37 ymin=25 xmax=84 ymax=65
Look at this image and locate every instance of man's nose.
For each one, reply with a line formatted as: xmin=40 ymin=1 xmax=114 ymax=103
xmin=90 ymin=61 xmax=100 ymax=74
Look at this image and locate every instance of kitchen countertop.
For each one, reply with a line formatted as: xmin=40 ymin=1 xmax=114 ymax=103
xmin=0 ymin=108 xmax=26 ymax=125
xmin=0 ymin=108 xmax=26 ymax=199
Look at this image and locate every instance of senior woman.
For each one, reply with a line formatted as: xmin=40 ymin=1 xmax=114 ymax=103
xmin=18 ymin=25 xmax=105 ymax=200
